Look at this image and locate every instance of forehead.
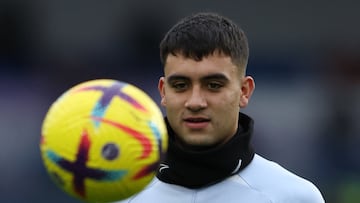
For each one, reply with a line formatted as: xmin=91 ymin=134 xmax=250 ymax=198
xmin=164 ymin=53 xmax=239 ymax=78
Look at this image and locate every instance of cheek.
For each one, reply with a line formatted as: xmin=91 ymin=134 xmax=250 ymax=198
xmin=215 ymin=92 xmax=240 ymax=110
xmin=214 ymin=94 xmax=240 ymax=130
xmin=164 ymin=94 xmax=183 ymax=110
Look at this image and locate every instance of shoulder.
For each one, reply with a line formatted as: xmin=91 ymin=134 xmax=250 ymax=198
xmin=111 ymin=178 xmax=192 ymax=203
xmin=235 ymin=154 xmax=325 ymax=203
xmin=111 ymin=179 xmax=159 ymax=203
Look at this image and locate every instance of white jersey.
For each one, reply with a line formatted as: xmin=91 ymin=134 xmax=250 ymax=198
xmin=115 ymin=154 xmax=324 ymax=203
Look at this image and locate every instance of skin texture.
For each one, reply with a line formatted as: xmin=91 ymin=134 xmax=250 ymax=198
xmin=158 ymin=52 xmax=255 ymax=150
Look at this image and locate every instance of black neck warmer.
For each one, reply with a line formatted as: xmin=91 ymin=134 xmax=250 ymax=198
xmin=156 ymin=113 xmax=255 ymax=188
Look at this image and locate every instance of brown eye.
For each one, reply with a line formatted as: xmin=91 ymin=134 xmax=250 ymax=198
xmin=207 ymin=82 xmax=222 ymax=90
xmin=172 ymin=82 xmax=188 ymax=91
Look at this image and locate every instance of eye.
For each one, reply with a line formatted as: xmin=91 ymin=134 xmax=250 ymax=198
xmin=101 ymin=143 xmax=119 ymax=160
xmin=171 ymin=82 xmax=188 ymax=91
xmin=207 ymin=82 xmax=223 ymax=90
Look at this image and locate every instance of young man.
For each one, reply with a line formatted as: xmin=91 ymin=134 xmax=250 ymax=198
xmin=117 ymin=12 xmax=324 ymax=203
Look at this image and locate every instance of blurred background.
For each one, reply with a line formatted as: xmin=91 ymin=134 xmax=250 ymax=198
xmin=0 ymin=0 xmax=359 ymax=202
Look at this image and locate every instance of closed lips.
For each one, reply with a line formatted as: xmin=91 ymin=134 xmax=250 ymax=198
xmin=184 ymin=118 xmax=210 ymax=122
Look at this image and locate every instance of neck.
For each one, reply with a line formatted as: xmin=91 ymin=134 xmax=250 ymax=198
xmin=175 ymin=129 xmax=240 ymax=152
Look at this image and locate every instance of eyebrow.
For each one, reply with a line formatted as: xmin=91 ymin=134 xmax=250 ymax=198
xmin=167 ymin=75 xmax=189 ymax=83
xmin=166 ymin=73 xmax=230 ymax=83
xmin=201 ymin=73 xmax=230 ymax=82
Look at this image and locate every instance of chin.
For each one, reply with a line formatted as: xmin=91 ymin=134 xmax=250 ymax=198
xmin=179 ymin=138 xmax=219 ymax=151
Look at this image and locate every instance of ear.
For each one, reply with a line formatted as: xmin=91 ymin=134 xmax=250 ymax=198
xmin=158 ymin=77 xmax=166 ymax=107
xmin=239 ymin=76 xmax=255 ymax=108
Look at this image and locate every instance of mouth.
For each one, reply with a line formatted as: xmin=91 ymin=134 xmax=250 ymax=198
xmin=184 ymin=117 xmax=210 ymax=122
xmin=183 ymin=117 xmax=210 ymax=129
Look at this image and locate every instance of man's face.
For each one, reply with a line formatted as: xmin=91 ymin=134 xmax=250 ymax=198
xmin=158 ymin=52 xmax=254 ymax=149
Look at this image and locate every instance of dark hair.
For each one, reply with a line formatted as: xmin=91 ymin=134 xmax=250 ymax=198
xmin=160 ymin=12 xmax=249 ymax=74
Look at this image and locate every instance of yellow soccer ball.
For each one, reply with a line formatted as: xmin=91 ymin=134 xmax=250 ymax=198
xmin=40 ymin=79 xmax=168 ymax=203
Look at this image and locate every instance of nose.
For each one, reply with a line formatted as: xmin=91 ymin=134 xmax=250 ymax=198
xmin=185 ymin=86 xmax=207 ymax=112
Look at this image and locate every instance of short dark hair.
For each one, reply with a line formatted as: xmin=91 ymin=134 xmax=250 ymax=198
xmin=160 ymin=12 xmax=249 ymax=74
